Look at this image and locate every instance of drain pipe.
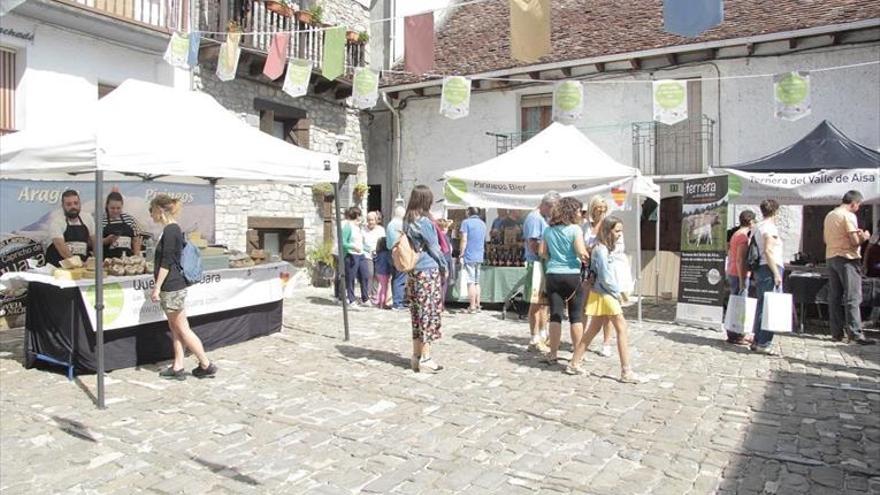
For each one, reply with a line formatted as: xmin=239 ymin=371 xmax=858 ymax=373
xmin=381 ymin=92 xmax=402 ymax=202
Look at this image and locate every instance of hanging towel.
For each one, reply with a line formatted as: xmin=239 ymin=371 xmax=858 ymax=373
xmin=510 ymin=0 xmax=551 ymax=63
xmin=663 ymin=0 xmax=723 ymax=38
xmin=263 ymin=32 xmax=290 ymax=80
xmin=405 ymin=13 xmax=434 ymax=75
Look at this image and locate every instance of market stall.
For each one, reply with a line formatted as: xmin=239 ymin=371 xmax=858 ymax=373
xmin=442 ymin=123 xmax=660 ymax=317
xmin=714 ymin=120 xmax=880 ymax=332
xmin=0 ymin=80 xmax=340 ymax=408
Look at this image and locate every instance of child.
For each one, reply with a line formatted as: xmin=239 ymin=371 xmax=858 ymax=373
xmin=373 ymin=237 xmax=393 ymax=309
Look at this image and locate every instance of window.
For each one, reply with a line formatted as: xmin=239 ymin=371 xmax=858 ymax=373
xmin=654 ymin=79 xmax=704 ymax=175
xmin=520 ymin=94 xmax=552 ymax=141
xmin=0 ymin=48 xmax=16 ymax=134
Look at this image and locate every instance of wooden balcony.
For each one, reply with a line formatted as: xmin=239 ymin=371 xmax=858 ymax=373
xmin=64 ymin=0 xmax=189 ymax=31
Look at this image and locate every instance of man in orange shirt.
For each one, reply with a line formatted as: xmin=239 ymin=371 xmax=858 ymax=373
xmin=823 ymin=191 xmax=874 ymax=345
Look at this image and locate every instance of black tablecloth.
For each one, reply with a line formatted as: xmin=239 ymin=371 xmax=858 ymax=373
xmin=787 ymin=274 xmax=880 ymax=306
xmin=25 ymin=282 xmax=282 ymax=373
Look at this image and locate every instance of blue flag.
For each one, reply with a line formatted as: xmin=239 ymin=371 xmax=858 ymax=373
xmin=664 ymin=0 xmax=723 ymax=38
xmin=187 ymin=32 xmax=201 ymax=68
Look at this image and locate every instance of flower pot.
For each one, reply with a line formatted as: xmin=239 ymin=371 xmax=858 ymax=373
xmin=311 ymin=262 xmax=335 ymax=287
xmin=295 ymin=10 xmax=313 ymax=24
xmin=346 ymin=30 xmax=359 ymax=42
xmin=265 ymin=0 xmax=293 ymax=16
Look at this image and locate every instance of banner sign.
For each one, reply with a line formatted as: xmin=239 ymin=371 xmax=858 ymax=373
xmin=444 ymin=176 xmax=633 ymax=211
xmin=80 ymin=263 xmax=286 ymax=331
xmin=653 ymin=80 xmax=688 ymax=125
xmin=216 ymin=32 xmax=242 ymax=82
xmin=675 ymin=175 xmax=728 ymax=328
xmin=283 ymin=59 xmax=312 ymax=98
xmin=723 ymin=168 xmax=878 ymax=205
xmin=440 ymin=76 xmax=471 ymax=119
xmin=552 ymin=81 xmax=584 ymax=124
xmin=164 ymin=31 xmax=191 ymax=69
xmin=0 ymin=180 xmax=216 ymax=244
xmin=352 ymin=68 xmax=379 ymax=109
xmin=774 ymin=71 xmax=811 ymax=121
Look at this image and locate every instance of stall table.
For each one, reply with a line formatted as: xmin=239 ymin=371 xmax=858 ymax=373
xmin=787 ymin=268 xmax=880 ymax=332
xmin=447 ymin=264 xmax=527 ymax=307
xmin=2 ymin=262 xmax=288 ymax=376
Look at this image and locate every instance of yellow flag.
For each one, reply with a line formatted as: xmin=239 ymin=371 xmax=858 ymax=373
xmin=510 ymin=0 xmax=551 ymax=63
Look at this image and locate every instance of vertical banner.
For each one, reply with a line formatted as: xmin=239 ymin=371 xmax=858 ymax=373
xmin=509 ymin=0 xmax=551 ymax=63
xmin=653 ymin=80 xmax=687 ymax=125
xmin=439 ymin=76 xmax=471 ymax=119
xmin=663 ymin=0 xmax=723 ymax=38
xmin=263 ymin=32 xmax=290 ymax=80
xmin=282 ymin=59 xmax=312 ymax=98
xmin=774 ymin=71 xmax=811 ymax=121
xmin=216 ymin=32 xmax=242 ymax=82
xmin=552 ymin=81 xmax=584 ymax=124
xmin=164 ymin=31 xmax=191 ymax=69
xmin=322 ymin=26 xmax=345 ymax=81
xmin=404 ymin=13 xmax=434 ymax=75
xmin=675 ymin=175 xmax=728 ymax=329
xmin=352 ymin=68 xmax=379 ymax=109
xmin=187 ymin=32 xmax=201 ymax=68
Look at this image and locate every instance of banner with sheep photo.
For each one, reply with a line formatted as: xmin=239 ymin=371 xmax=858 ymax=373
xmin=675 ymin=175 xmax=728 ymax=329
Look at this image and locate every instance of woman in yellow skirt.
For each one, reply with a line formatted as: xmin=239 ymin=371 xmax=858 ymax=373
xmin=566 ymin=216 xmax=641 ymax=383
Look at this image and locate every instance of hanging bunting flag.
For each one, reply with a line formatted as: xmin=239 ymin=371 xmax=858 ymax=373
xmin=510 ymin=0 xmax=551 ymax=63
xmin=216 ymin=31 xmax=242 ymax=82
xmin=405 ymin=13 xmax=434 ymax=75
xmin=164 ymin=31 xmax=191 ymax=69
xmin=352 ymin=68 xmax=379 ymax=109
xmin=263 ymin=32 xmax=290 ymax=80
xmin=774 ymin=71 xmax=811 ymax=121
xmin=653 ymin=79 xmax=688 ymax=125
xmin=663 ymin=0 xmax=723 ymax=38
xmin=552 ymin=81 xmax=584 ymax=124
xmin=282 ymin=58 xmax=313 ymax=98
xmin=187 ymin=32 xmax=201 ymax=68
xmin=439 ymin=76 xmax=471 ymax=119
xmin=322 ymin=26 xmax=345 ymax=81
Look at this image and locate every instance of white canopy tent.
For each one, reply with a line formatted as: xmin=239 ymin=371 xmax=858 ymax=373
xmin=0 ymin=80 xmax=350 ymax=408
xmin=443 ymin=123 xmax=661 ymax=320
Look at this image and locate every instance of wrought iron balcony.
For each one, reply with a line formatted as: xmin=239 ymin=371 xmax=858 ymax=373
xmin=632 ymin=115 xmax=715 ymax=176
xmin=66 ymin=0 xmax=189 ymax=31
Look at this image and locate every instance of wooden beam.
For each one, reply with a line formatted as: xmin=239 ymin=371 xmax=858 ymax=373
xmin=789 ymin=37 xmax=799 ymax=50
xmin=561 ymin=67 xmax=572 ymax=77
xmin=629 ymin=58 xmax=641 ymax=70
xmin=314 ymin=79 xmax=338 ymax=94
xmin=830 ymin=32 xmax=844 ymax=45
xmin=388 ymin=91 xmax=400 ymax=100
xmin=594 ymin=62 xmax=606 ymax=73
xmin=707 ymin=48 xmax=719 ymax=60
xmin=745 ymin=43 xmax=755 ymax=56
xmin=335 ymin=87 xmax=353 ymax=100
xmin=413 ymin=87 xmax=425 ymax=96
xmin=528 ymin=71 xmax=541 ymax=80
xmin=665 ymin=53 xmax=677 ymax=66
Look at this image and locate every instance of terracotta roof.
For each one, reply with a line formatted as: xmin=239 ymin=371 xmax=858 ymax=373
xmin=383 ymin=0 xmax=880 ymax=87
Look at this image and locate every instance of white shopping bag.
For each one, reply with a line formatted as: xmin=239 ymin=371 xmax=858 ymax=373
xmin=761 ymin=290 xmax=793 ymax=333
xmin=457 ymin=266 xmax=469 ymax=299
xmin=724 ymin=293 xmax=757 ymax=334
xmin=524 ymin=261 xmax=546 ymax=305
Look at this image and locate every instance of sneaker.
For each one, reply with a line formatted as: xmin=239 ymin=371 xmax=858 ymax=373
xmin=599 ymin=345 xmax=613 ymax=357
xmin=854 ymin=337 xmax=876 ymax=346
xmin=564 ymin=364 xmax=587 ymax=375
xmin=418 ymin=357 xmax=443 ymax=373
xmin=191 ymin=362 xmax=217 ymax=379
xmin=158 ymin=366 xmax=186 ymax=381
xmin=752 ymin=345 xmax=778 ymax=356
xmin=411 ymin=355 xmax=420 ymax=372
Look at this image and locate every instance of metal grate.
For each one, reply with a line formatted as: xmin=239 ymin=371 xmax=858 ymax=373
xmin=487 ymin=130 xmax=540 ymax=155
xmin=632 ymin=115 xmax=715 ymax=176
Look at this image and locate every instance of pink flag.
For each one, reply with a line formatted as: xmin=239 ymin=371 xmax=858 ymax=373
xmin=263 ymin=32 xmax=290 ymax=80
xmin=405 ymin=13 xmax=434 ymax=75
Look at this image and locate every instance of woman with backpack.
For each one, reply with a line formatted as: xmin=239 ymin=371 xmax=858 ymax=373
xmin=149 ymin=194 xmax=216 ymax=380
xmin=402 ymin=185 xmax=448 ymax=373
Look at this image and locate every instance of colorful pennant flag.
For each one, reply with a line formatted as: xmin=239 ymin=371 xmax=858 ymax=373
xmin=263 ymin=32 xmax=290 ymax=80
xmin=510 ymin=0 xmax=551 ymax=63
xmin=774 ymin=71 xmax=811 ymax=121
xmin=187 ymin=32 xmax=201 ymax=68
xmin=216 ymin=32 xmax=242 ymax=82
xmin=352 ymin=68 xmax=380 ymax=109
xmin=653 ymin=80 xmax=688 ymax=125
xmin=164 ymin=31 xmax=191 ymax=69
xmin=552 ymin=81 xmax=584 ymax=124
xmin=405 ymin=13 xmax=434 ymax=75
xmin=440 ymin=76 xmax=471 ymax=119
xmin=663 ymin=0 xmax=723 ymax=38
xmin=283 ymin=58 xmax=313 ymax=98
xmin=322 ymin=26 xmax=345 ymax=81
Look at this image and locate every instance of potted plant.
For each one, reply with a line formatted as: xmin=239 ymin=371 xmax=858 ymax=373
xmin=353 ymin=183 xmax=369 ymax=202
xmin=306 ymin=242 xmax=336 ymax=287
xmin=297 ymin=4 xmax=322 ymax=25
xmin=312 ymin=182 xmax=333 ymax=200
xmin=357 ymin=30 xmax=370 ymax=43
xmin=346 ymin=30 xmax=359 ymax=42
xmin=265 ymin=0 xmax=295 ymax=17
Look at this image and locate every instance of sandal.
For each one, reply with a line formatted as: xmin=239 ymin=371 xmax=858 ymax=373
xmin=620 ymin=367 xmax=644 ymax=384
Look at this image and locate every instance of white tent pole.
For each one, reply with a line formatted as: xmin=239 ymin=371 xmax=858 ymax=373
xmin=95 ymin=170 xmax=106 ymax=409
xmin=636 ymin=194 xmax=642 ymax=323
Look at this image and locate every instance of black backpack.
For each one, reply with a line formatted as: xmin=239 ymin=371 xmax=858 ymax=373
xmin=745 ymin=233 xmax=761 ymax=272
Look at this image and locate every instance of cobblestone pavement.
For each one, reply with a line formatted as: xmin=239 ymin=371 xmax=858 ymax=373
xmin=1 ymin=286 xmax=879 ymax=494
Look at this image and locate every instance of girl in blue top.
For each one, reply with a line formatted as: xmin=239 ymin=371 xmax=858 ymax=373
xmin=539 ymin=197 xmax=590 ymax=366
xmin=403 ymin=185 xmax=448 ymax=373
xmin=568 ymin=216 xmax=641 ymax=383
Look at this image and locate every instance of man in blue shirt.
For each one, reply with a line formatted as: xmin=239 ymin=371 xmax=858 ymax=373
xmin=385 ymin=206 xmax=407 ymax=310
xmin=524 ymin=191 xmax=560 ymax=352
xmin=459 ymin=207 xmax=488 ymax=313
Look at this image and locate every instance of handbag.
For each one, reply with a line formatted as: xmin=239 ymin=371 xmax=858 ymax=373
xmin=724 ymin=292 xmax=757 ymax=334
xmin=761 ymin=288 xmax=793 ymax=333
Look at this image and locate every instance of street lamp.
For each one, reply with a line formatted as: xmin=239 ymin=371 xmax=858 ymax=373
xmin=335 ymin=140 xmax=344 ymax=155
xmin=332 ymin=139 xmax=350 ymax=341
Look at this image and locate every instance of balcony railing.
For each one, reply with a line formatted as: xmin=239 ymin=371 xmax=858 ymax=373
xmin=68 ymin=0 xmax=189 ymax=31
xmin=632 ymin=115 xmax=715 ymax=176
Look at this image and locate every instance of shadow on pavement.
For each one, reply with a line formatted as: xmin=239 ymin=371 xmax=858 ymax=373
xmin=651 ymin=327 xmax=753 ymax=354
xmin=335 ymin=344 xmax=411 ymax=370
xmin=51 ymin=416 xmax=98 ymax=443
xmin=453 ymin=332 xmax=563 ymax=371
xmin=306 ymin=296 xmax=340 ymax=307
xmin=191 ymin=456 xmax=261 ymax=486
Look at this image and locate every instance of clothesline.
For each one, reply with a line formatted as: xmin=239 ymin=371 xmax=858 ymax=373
xmin=194 ymin=0 xmax=500 ymax=36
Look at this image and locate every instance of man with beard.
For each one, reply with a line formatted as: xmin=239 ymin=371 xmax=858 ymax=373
xmin=45 ymin=190 xmax=96 ymax=267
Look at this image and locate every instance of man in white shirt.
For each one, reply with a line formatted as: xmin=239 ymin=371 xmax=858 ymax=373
xmin=44 ymin=190 xmax=96 ymax=267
